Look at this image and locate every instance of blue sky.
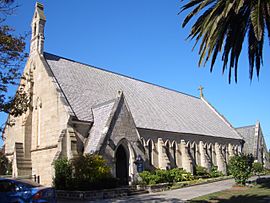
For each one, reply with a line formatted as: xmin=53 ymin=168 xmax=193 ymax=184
xmin=1 ymin=0 xmax=270 ymax=149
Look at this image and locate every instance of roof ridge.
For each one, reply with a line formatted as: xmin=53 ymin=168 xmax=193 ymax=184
xmin=43 ymin=52 xmax=200 ymax=100
xmin=92 ymin=99 xmax=116 ymax=109
xmin=201 ymin=97 xmax=242 ymax=139
xmin=236 ymin=125 xmax=256 ymax=129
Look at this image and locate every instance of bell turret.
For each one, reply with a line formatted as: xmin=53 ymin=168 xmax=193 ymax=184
xmin=30 ymin=2 xmax=46 ymax=56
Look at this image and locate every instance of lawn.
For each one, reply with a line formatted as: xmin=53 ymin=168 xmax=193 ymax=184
xmin=190 ymin=180 xmax=270 ymax=203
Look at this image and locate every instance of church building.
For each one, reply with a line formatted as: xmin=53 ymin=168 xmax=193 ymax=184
xmin=237 ymin=122 xmax=269 ymax=168
xmin=3 ymin=3 xmax=251 ymax=186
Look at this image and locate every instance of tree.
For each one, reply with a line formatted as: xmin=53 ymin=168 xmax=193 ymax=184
xmin=0 ymin=150 xmax=11 ymax=175
xmin=228 ymin=154 xmax=254 ymax=185
xmin=0 ymin=0 xmax=29 ymax=133
xmin=53 ymin=158 xmax=73 ymax=190
xmin=180 ymin=0 xmax=270 ymax=83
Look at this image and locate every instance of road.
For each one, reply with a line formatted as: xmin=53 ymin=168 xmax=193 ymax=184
xmin=58 ymin=176 xmax=267 ymax=203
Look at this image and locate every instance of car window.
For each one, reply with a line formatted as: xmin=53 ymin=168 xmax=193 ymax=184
xmin=14 ymin=183 xmax=25 ymax=192
xmin=15 ymin=179 xmax=40 ymax=188
xmin=0 ymin=180 xmax=16 ymax=192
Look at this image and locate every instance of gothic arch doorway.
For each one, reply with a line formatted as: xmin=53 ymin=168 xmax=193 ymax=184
xmin=115 ymin=144 xmax=129 ymax=185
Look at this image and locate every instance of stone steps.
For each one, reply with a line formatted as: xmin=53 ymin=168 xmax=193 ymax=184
xmin=127 ymin=188 xmax=149 ymax=196
xmin=118 ymin=186 xmax=149 ymax=196
xmin=14 ymin=142 xmax=32 ymax=175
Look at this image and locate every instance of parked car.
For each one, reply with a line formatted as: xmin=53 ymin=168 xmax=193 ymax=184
xmin=0 ymin=178 xmax=56 ymax=203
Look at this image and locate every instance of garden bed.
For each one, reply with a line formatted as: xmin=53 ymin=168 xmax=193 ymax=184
xmin=57 ymin=187 xmax=130 ymax=201
xmin=137 ymin=176 xmax=232 ymax=193
xmin=56 ymin=176 xmax=233 ymax=201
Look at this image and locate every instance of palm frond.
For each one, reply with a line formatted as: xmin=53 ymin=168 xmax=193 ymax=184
xmin=180 ymin=0 xmax=269 ymax=82
xmin=251 ymin=0 xmax=264 ymax=41
xmin=182 ymin=0 xmax=215 ymax=27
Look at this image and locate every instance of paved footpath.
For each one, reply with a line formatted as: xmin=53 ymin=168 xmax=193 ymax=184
xmin=58 ymin=176 xmax=268 ymax=203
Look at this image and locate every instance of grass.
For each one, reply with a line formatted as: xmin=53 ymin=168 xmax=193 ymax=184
xmin=170 ymin=176 xmax=231 ymax=190
xmin=190 ymin=179 xmax=270 ymax=203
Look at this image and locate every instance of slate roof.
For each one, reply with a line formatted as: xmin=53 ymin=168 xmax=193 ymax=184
xmin=236 ymin=125 xmax=256 ymax=154
xmin=44 ymin=52 xmax=242 ymax=140
xmin=84 ymin=100 xmax=116 ymax=153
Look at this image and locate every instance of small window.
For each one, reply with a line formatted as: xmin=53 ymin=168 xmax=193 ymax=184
xmin=33 ymin=23 xmax=37 ymax=36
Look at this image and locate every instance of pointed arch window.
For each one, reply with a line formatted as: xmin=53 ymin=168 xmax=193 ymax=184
xmin=165 ymin=140 xmax=172 ymax=169
xmin=165 ymin=141 xmax=170 ymax=160
xmin=208 ymin=144 xmax=213 ymax=165
xmin=192 ymin=143 xmax=197 ymax=165
xmin=222 ymin=146 xmax=227 ymax=163
xmin=172 ymin=141 xmax=177 ymax=167
xmin=147 ymin=140 xmax=154 ymax=166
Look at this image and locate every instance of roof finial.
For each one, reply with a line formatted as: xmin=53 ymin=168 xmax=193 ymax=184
xmin=198 ymin=85 xmax=204 ymax=98
xmin=117 ymin=90 xmax=123 ymax=97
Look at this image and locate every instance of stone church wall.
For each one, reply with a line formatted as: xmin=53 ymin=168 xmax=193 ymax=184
xmin=138 ymin=128 xmax=242 ymax=174
xmin=3 ymin=55 xmax=71 ymax=185
xmin=29 ymin=55 xmax=70 ymax=185
xmin=4 ymin=117 xmax=24 ymax=158
xmin=30 ymin=55 xmax=70 ymax=149
xmin=31 ymin=148 xmax=58 ymax=186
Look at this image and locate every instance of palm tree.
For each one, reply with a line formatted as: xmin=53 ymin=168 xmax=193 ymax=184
xmin=180 ymin=0 xmax=270 ymax=83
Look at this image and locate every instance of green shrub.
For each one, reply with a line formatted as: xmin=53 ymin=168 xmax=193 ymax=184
xmin=139 ymin=168 xmax=194 ymax=185
xmin=53 ymin=158 xmax=73 ymax=190
xmin=195 ymin=166 xmax=210 ymax=178
xmin=53 ymin=155 xmax=117 ymax=190
xmin=139 ymin=171 xmax=160 ymax=185
xmin=154 ymin=169 xmax=172 ymax=183
xmin=252 ymin=162 xmax=264 ymax=176
xmin=228 ymin=154 xmax=254 ymax=185
xmin=139 ymin=170 xmax=152 ymax=185
xmin=0 ymin=151 xmax=12 ymax=175
xmin=263 ymin=168 xmax=270 ymax=175
xmin=209 ymin=166 xmax=223 ymax=178
xmin=148 ymin=174 xmax=161 ymax=185
xmin=169 ymin=168 xmax=194 ymax=182
xmin=181 ymin=172 xmax=194 ymax=181
xmin=139 ymin=170 xmax=170 ymax=185
xmin=72 ymin=154 xmax=111 ymax=182
xmin=72 ymin=154 xmax=117 ymax=190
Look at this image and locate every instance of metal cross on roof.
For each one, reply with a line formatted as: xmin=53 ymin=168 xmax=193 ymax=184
xmin=198 ymin=85 xmax=204 ymax=98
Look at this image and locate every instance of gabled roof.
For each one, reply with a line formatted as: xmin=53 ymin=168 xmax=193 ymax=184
xmin=44 ymin=52 xmax=242 ymax=140
xmin=85 ymin=99 xmax=116 ymax=153
xmin=236 ymin=123 xmax=268 ymax=156
xmin=236 ymin=125 xmax=256 ymax=154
